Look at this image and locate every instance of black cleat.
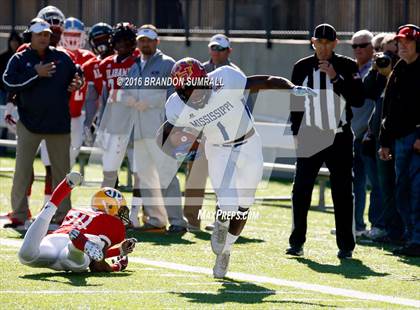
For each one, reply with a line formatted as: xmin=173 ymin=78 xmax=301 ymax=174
xmin=166 ymin=225 xmax=188 ymax=235
xmin=337 ymin=250 xmax=353 ymax=259
xmin=286 ymin=246 xmax=304 ymax=256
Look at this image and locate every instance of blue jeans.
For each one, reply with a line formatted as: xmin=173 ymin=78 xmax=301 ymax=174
xmin=395 ymin=132 xmax=420 ymax=245
xmin=375 ymin=142 xmax=404 ymax=239
xmin=353 ymin=138 xmax=383 ymax=231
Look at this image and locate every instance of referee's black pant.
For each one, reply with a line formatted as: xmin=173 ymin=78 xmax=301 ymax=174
xmin=289 ymin=126 xmax=356 ymax=252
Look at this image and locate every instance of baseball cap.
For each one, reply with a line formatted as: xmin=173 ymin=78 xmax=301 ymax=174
xmin=313 ymin=23 xmax=337 ymax=41
xmin=395 ymin=25 xmax=420 ymax=40
xmin=208 ymin=34 xmax=230 ymax=48
xmin=29 ymin=19 xmax=52 ymax=34
xmin=136 ymin=28 xmax=158 ymax=40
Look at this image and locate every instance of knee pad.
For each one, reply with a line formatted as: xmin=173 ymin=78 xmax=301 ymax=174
xmin=18 ymin=248 xmax=38 ymax=265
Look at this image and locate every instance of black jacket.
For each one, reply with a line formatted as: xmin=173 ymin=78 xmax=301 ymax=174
xmin=290 ymin=52 xmax=365 ymax=135
xmin=379 ymin=56 xmax=420 ymax=147
xmin=2 ymin=46 xmax=76 ymax=134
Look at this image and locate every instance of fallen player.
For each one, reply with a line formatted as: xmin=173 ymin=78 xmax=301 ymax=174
xmin=18 ymin=171 xmax=137 ymax=272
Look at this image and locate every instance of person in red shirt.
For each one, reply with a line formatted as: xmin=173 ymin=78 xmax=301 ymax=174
xmin=95 ymin=23 xmax=145 ymax=228
xmin=18 ymin=172 xmax=137 ymax=272
xmin=80 ymin=22 xmax=114 ymax=146
xmin=60 ymin=17 xmax=96 ymax=166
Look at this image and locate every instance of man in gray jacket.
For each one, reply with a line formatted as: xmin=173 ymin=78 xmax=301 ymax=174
xmin=124 ymin=25 xmax=187 ymax=233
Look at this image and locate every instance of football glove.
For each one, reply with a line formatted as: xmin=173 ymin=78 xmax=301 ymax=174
xmin=292 ymin=86 xmax=317 ymax=97
xmin=111 ymin=256 xmax=128 ymax=271
xmin=4 ymin=102 xmax=17 ymax=134
xmin=120 ymin=238 xmax=137 ymax=256
xmin=69 ymin=228 xmax=80 ymax=241
xmin=84 ymin=240 xmax=104 ymax=262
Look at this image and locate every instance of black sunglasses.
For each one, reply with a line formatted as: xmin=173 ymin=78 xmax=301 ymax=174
xmin=351 ymin=42 xmax=371 ymax=49
xmin=210 ymin=45 xmax=228 ymax=52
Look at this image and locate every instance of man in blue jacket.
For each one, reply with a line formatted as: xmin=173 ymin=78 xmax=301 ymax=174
xmin=2 ymin=19 xmax=83 ymax=229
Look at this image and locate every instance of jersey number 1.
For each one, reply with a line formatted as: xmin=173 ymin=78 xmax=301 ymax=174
xmin=217 ymin=122 xmax=230 ymax=141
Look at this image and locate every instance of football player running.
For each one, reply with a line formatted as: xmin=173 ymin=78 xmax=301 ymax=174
xmin=161 ymin=58 xmax=315 ymax=278
xmin=60 ymin=17 xmax=96 ymax=167
xmin=18 ymin=172 xmax=137 ymax=272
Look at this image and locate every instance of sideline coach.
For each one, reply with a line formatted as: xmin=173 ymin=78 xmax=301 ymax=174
xmin=2 ymin=19 xmax=82 ymax=227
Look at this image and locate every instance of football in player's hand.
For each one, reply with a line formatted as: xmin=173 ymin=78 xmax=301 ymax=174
xmin=169 ymin=130 xmax=198 ymax=147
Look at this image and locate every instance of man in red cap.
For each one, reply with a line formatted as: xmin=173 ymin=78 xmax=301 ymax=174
xmin=378 ymin=24 xmax=420 ymax=257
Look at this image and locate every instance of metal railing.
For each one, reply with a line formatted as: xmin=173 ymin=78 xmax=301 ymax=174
xmin=0 ymin=0 xmax=419 ymax=47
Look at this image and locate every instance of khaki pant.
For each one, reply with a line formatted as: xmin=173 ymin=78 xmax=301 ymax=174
xmin=11 ymin=121 xmax=71 ymax=223
xmin=134 ymin=138 xmax=187 ymax=228
xmin=184 ymin=152 xmax=208 ymax=228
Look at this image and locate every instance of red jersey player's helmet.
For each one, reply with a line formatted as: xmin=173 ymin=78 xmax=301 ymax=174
xmin=110 ymin=22 xmax=137 ymax=47
xmin=37 ymin=5 xmax=65 ymax=47
xmin=91 ymin=188 xmax=130 ymax=225
xmin=61 ymin=17 xmax=86 ymax=51
xmin=88 ymin=22 xmax=113 ymax=56
xmin=171 ymin=57 xmax=210 ymax=109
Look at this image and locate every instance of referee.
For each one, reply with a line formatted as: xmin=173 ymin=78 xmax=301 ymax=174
xmin=287 ymin=24 xmax=365 ymax=259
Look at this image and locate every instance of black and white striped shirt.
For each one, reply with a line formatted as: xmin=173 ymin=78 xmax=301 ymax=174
xmin=290 ymin=52 xmax=364 ymax=135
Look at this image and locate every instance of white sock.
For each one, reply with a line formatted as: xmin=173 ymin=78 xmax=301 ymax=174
xmin=222 ymin=232 xmax=239 ymax=253
xmin=44 ymin=195 xmax=51 ymax=205
xmin=38 ymin=202 xmax=57 ymax=221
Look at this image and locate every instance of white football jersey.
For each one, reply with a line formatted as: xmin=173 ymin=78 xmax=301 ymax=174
xmin=166 ymin=66 xmax=254 ymax=144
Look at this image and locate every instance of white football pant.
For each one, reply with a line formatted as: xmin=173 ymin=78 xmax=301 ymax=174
xmin=205 ymin=133 xmax=263 ymax=212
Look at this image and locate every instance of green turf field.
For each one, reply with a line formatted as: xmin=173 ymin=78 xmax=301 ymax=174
xmin=0 ymin=157 xmax=419 ymax=309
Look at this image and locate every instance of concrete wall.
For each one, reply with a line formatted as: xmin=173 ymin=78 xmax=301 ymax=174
xmin=158 ymin=37 xmax=354 ymax=79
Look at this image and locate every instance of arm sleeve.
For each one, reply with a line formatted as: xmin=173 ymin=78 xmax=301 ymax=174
xmin=84 ymin=83 xmax=99 ymax=127
xmin=289 ymin=63 xmax=305 ymax=136
xmin=333 ymin=60 xmax=365 ymax=107
xmin=2 ymin=55 xmax=39 ymax=92
xmin=220 ymin=66 xmax=247 ymax=90
xmin=105 ymin=245 xmax=121 ymax=258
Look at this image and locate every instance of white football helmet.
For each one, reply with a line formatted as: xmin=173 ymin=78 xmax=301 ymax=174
xmin=61 ymin=17 xmax=86 ymax=51
xmin=37 ymin=5 xmax=65 ymax=27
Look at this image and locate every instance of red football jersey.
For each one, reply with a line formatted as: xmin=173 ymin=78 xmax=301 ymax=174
xmin=99 ymin=50 xmax=139 ymax=102
xmin=79 ymin=56 xmax=103 ymax=110
xmin=68 ymin=48 xmax=96 ymax=117
xmin=53 ymin=208 xmax=126 ymax=248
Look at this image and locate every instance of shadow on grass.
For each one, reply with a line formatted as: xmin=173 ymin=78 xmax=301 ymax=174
xmin=126 ymin=230 xmax=195 ymax=246
xmin=175 ymin=278 xmax=333 ymax=307
xmin=357 ymin=238 xmax=420 ymax=268
xmin=126 ymin=230 xmax=264 ymax=247
xmin=188 ymin=230 xmax=265 ymax=245
xmin=294 ymin=257 xmax=389 ymax=279
xmin=259 ymin=201 xmax=335 ymax=214
xmin=20 ymin=270 xmax=132 ymax=286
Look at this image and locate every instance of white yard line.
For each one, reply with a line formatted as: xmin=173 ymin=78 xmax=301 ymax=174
xmin=1 ymin=238 xmax=419 ymax=308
